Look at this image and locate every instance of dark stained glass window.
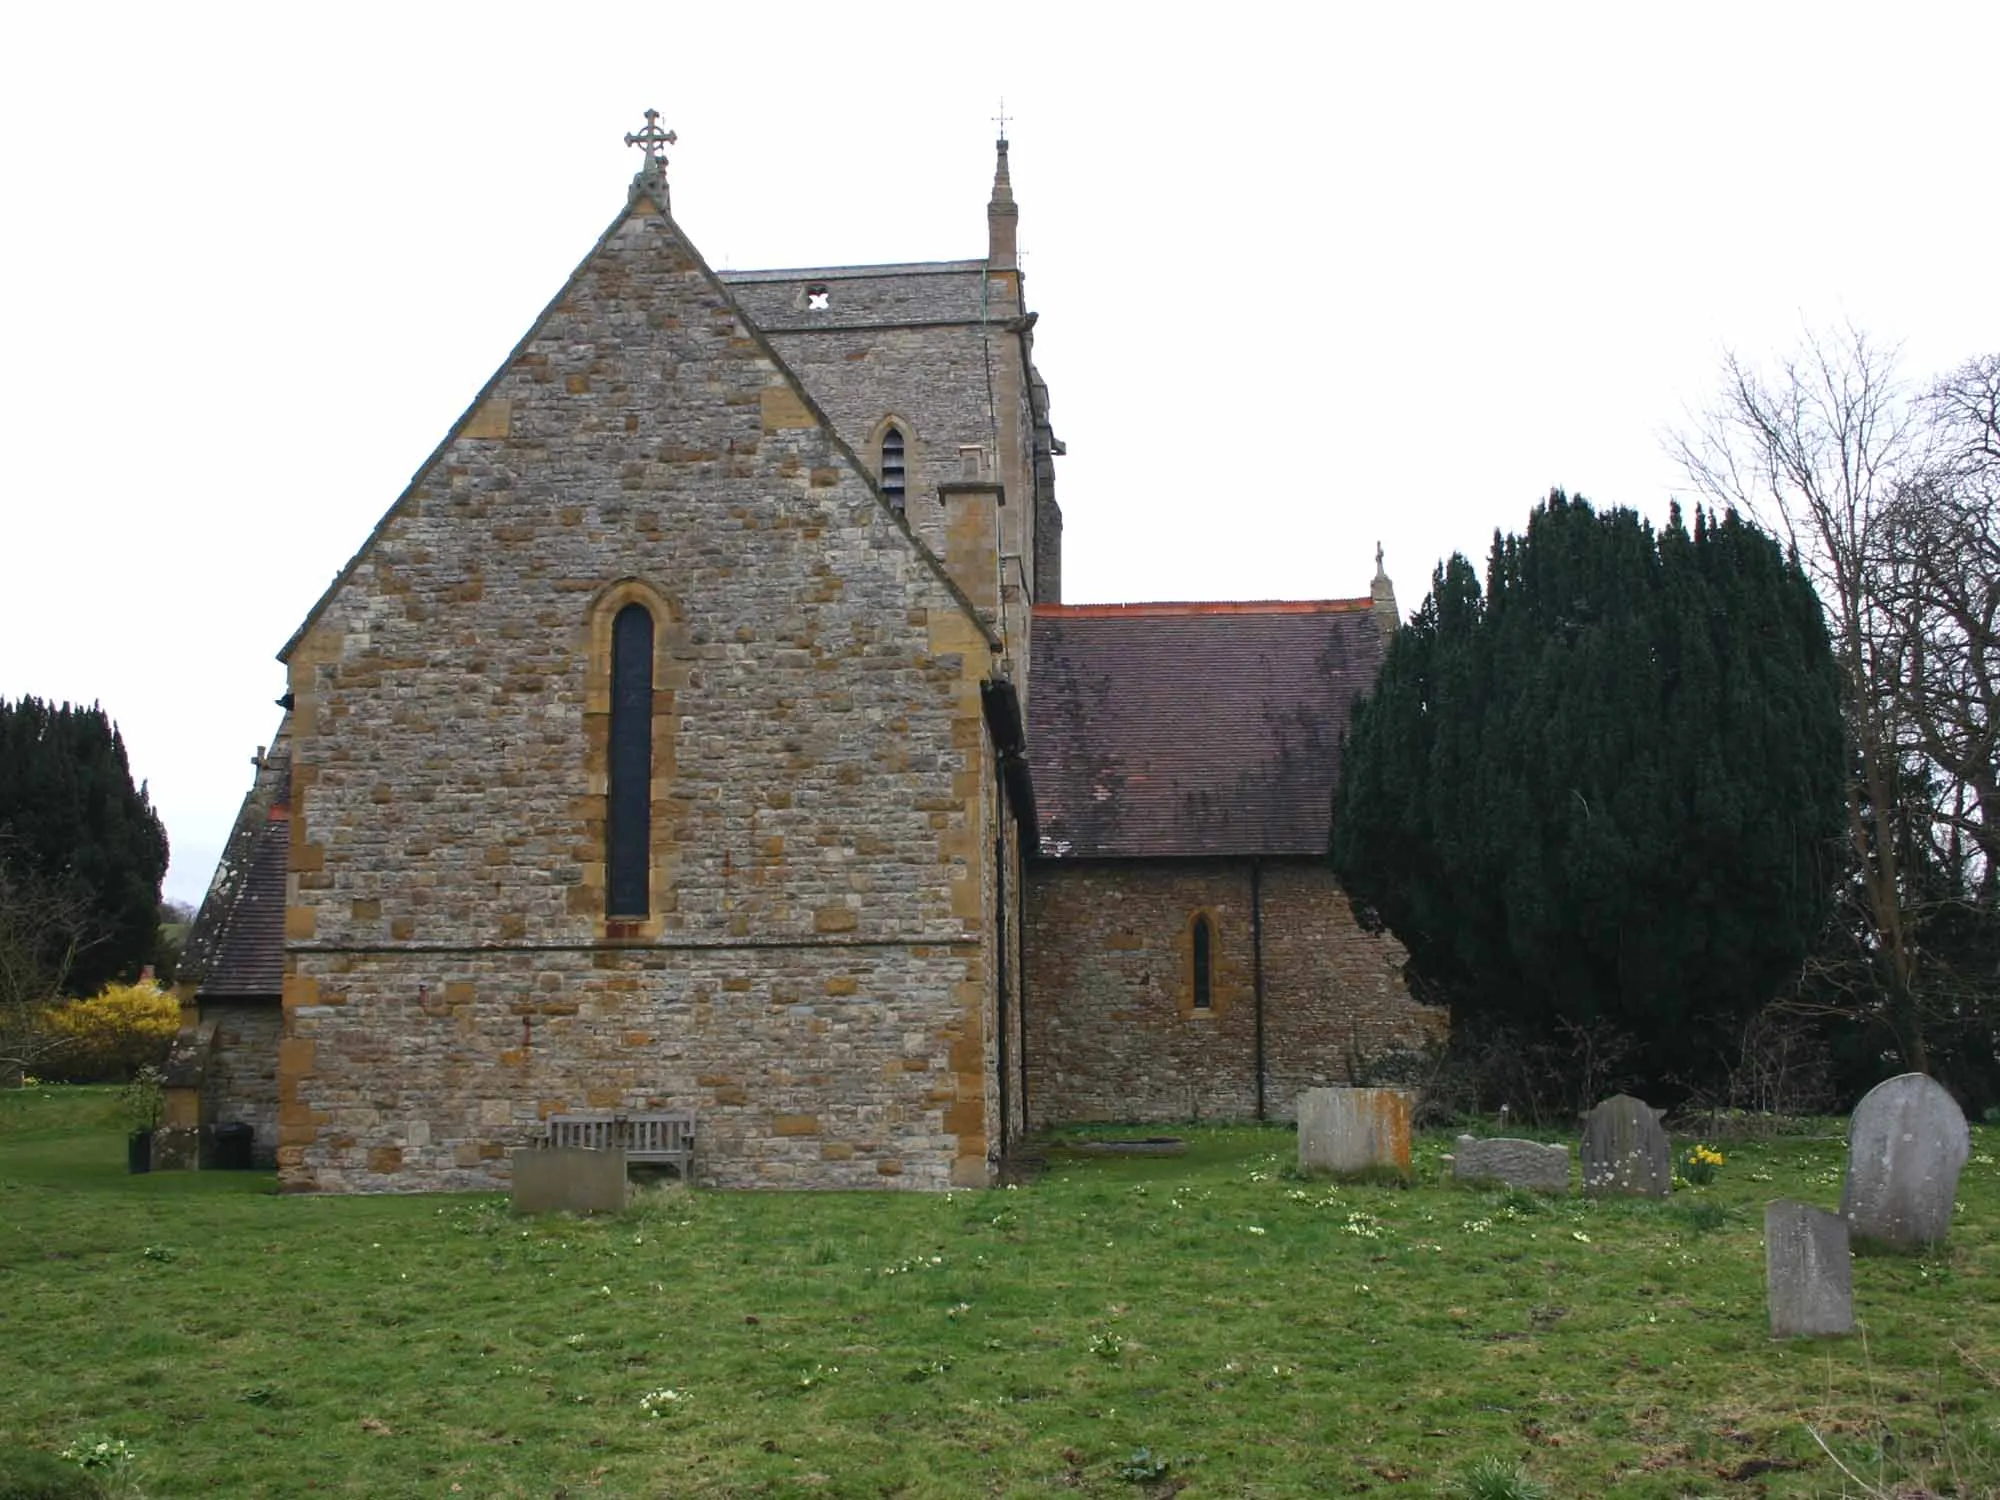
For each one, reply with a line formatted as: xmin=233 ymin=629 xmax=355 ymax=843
xmin=1192 ymin=913 xmax=1213 ymax=1009
xmin=607 ymin=603 xmax=654 ymax=917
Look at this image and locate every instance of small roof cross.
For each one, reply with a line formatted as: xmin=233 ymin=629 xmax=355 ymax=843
xmin=992 ymin=98 xmax=1011 ymax=143
xmin=624 ymin=108 xmax=677 ymax=165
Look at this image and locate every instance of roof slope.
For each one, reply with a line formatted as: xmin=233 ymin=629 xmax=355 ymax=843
xmin=1027 ymin=602 xmax=1386 ymax=859
xmin=182 ymin=727 xmax=290 ymax=999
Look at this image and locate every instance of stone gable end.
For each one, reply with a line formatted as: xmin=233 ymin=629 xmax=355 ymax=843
xmin=275 ymin=202 xmax=1003 ymax=1193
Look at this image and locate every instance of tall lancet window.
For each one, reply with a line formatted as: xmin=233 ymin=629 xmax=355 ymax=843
xmin=1191 ymin=913 xmax=1214 ymax=1010
xmin=880 ymin=425 xmax=907 ymax=510
xmin=606 ymin=603 xmax=654 ymax=918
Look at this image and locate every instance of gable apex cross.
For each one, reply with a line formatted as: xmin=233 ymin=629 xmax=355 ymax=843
xmin=625 ymin=108 xmax=677 ymax=163
xmin=625 ymin=108 xmax=678 ymax=207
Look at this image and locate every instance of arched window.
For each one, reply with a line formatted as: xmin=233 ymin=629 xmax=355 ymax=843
xmin=606 ymin=603 xmax=654 ymax=917
xmin=880 ymin=425 xmax=907 ymax=510
xmin=1191 ymin=913 xmax=1214 ymax=1010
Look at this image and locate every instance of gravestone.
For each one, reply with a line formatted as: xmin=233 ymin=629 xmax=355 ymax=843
xmin=511 ymin=1146 xmax=628 ymax=1215
xmin=1765 ymin=1200 xmax=1853 ymax=1337
xmin=1580 ymin=1094 xmax=1672 ymax=1197
xmin=1840 ymin=1072 xmax=1970 ymax=1250
xmin=153 ymin=1021 xmax=219 ymax=1172
xmin=1297 ymin=1087 xmax=1412 ymax=1176
xmin=1452 ymin=1135 xmax=1570 ymax=1193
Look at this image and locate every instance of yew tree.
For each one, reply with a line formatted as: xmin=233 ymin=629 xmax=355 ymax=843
xmin=1332 ymin=492 xmax=1845 ymax=1097
xmin=0 ymin=697 xmax=169 ymax=1000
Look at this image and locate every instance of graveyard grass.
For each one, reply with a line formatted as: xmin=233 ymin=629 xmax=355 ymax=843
xmin=5 ymin=1089 xmax=2000 ymax=1498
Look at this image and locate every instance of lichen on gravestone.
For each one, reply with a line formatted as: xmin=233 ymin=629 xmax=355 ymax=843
xmin=1580 ymin=1094 xmax=1672 ymax=1198
xmin=1840 ymin=1072 xmax=1969 ymax=1251
xmin=1452 ymin=1135 xmax=1570 ymax=1193
xmin=1765 ymin=1199 xmax=1853 ymax=1337
xmin=1297 ymin=1087 xmax=1412 ymax=1178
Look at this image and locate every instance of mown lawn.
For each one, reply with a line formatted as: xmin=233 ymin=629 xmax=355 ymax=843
xmin=3 ymin=1087 xmax=1998 ymax=1498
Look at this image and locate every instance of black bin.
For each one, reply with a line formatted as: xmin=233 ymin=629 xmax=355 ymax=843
xmin=213 ymin=1122 xmax=256 ymax=1171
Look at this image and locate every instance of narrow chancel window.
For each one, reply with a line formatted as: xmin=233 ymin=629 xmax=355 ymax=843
xmin=1192 ymin=913 xmax=1214 ymax=1010
xmin=606 ymin=603 xmax=654 ymax=917
xmin=880 ymin=425 xmax=907 ymax=510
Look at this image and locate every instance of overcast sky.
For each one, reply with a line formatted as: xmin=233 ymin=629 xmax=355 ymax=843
xmin=4 ymin=2 xmax=1997 ymax=908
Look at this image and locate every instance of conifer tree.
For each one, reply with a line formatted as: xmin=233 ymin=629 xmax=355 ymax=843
xmin=1333 ymin=493 xmax=1845 ymax=1097
xmin=0 ymin=697 xmax=170 ymax=998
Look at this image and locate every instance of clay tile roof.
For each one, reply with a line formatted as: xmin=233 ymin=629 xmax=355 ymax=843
xmin=184 ymin=732 xmax=290 ymax=1000
xmin=1027 ymin=601 xmax=1387 ymax=860
xmin=197 ymin=813 xmax=288 ymax=997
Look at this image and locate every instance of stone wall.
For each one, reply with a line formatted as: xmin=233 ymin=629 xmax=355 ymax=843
xmin=277 ymin=198 xmax=1007 ymax=1192
xmin=721 ymin=260 xmax=1049 ymax=693
xmin=286 ymin=944 xmax=986 ymax=1191
xmin=1258 ymin=862 xmax=1441 ymax=1110
xmin=725 ymin=263 xmax=1044 ymax=619
xmin=1022 ymin=858 xmax=1437 ymax=1124
xmin=201 ymin=1000 xmax=281 ymax=1166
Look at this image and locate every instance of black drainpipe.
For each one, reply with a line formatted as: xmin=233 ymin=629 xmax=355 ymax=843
xmin=1016 ymin=878 xmax=1030 ymax=1136
xmin=979 ymin=679 xmax=1037 ymax=1154
xmin=993 ymin=779 xmax=1010 ymax=1155
xmin=1251 ymin=858 xmax=1267 ymax=1121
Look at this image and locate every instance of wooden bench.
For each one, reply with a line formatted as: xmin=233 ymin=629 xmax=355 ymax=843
xmin=543 ymin=1112 xmax=695 ymax=1181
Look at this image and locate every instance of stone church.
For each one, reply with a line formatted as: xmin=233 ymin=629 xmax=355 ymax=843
xmin=177 ymin=118 xmax=1435 ymax=1192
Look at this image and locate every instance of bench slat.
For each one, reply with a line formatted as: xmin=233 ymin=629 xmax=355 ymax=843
xmin=543 ymin=1112 xmax=694 ymax=1176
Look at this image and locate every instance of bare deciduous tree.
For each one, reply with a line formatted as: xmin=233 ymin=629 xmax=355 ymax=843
xmin=0 ymin=866 xmax=102 ymax=1086
xmin=1674 ymin=326 xmax=1937 ymax=1068
xmin=1674 ymin=333 xmax=2000 ymax=1099
xmin=1880 ymin=356 xmax=2000 ymax=899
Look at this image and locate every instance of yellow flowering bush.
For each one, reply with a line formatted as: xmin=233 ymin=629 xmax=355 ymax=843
xmin=43 ymin=981 xmax=179 ymax=1081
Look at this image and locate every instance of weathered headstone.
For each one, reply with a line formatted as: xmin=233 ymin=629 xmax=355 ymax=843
xmin=1580 ymin=1094 xmax=1672 ymax=1197
xmin=1297 ymin=1087 xmax=1412 ymax=1176
xmin=510 ymin=1147 xmax=628 ymax=1215
xmin=1765 ymin=1200 xmax=1854 ymax=1337
xmin=152 ymin=1021 xmax=219 ymax=1172
xmin=1452 ymin=1135 xmax=1570 ymax=1193
xmin=1840 ymin=1072 xmax=1970 ymax=1250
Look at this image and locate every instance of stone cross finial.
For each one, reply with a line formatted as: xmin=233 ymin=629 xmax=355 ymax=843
xmin=625 ymin=108 xmax=677 ymax=164
xmin=625 ymin=109 xmax=678 ymax=207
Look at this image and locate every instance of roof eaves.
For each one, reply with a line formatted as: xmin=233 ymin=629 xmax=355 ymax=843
xmin=1035 ymin=598 xmax=1372 ymax=619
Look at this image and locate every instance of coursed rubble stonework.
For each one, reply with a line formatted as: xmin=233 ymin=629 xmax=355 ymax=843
xmin=276 ymin=198 xmax=1025 ymax=1193
xmin=203 ymin=1001 xmax=280 ymax=1167
xmin=1021 ymin=859 xmax=1436 ymax=1123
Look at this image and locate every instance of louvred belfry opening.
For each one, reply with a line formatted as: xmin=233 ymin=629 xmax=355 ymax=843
xmin=881 ymin=425 xmax=907 ymax=510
